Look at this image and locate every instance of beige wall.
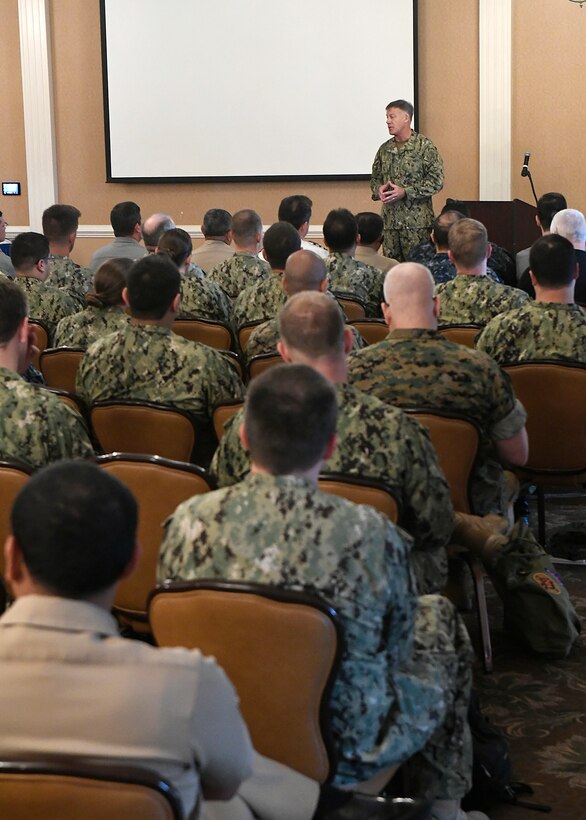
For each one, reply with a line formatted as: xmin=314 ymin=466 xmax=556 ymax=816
xmin=9 ymin=2 xmax=584 ymax=263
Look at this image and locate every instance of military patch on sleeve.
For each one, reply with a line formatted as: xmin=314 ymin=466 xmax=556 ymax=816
xmin=531 ymin=571 xmax=562 ymax=595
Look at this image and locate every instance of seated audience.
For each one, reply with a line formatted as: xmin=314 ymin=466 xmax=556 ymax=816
xmin=0 ymin=210 xmax=15 ymax=277
xmin=42 ymin=203 xmax=92 ymax=302
xmin=348 ymin=264 xmax=528 ymax=517
xmin=516 ymin=191 xmax=567 ymax=285
xmin=436 ymin=219 xmax=529 ymax=326
xmin=278 ymin=195 xmax=328 ymax=259
xmin=9 ymin=232 xmax=79 ymax=342
xmin=53 ymin=258 xmax=132 ymax=348
xmin=426 ymin=210 xmax=464 ymax=284
xmin=0 ymin=280 xmax=93 ymax=467
xmin=212 ymin=291 xmax=453 ymax=594
xmin=324 ymin=208 xmax=384 ymax=318
xmin=355 ymin=212 xmax=398 ymax=273
xmin=477 ymin=234 xmax=586 ymax=364
xmin=141 ymin=212 xmax=176 ymax=253
xmin=160 ymin=364 xmax=479 ymax=820
xmin=231 ymin=222 xmax=301 ymax=329
xmin=190 ymin=208 xmax=234 ymax=272
xmin=208 ymin=210 xmax=270 ymax=298
xmin=89 ymin=201 xmax=147 ymax=272
xmin=549 ymin=208 xmax=586 ymax=303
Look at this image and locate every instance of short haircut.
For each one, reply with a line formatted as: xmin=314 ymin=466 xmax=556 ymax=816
xmin=262 ymin=222 xmax=301 ymax=269
xmin=86 ymin=257 xmax=133 ymax=309
xmin=279 ymin=292 xmax=345 ymax=358
xmin=202 ymin=208 xmax=232 ymax=237
xmin=244 ymin=363 xmax=337 ymax=474
xmin=441 ymin=198 xmax=470 ymax=218
xmin=0 ymin=279 xmax=27 ymax=344
xmin=433 ymin=210 xmax=464 ymax=249
xmin=232 ymin=209 xmax=263 ymax=244
xmin=11 ymin=461 xmax=137 ymax=598
xmin=42 ymin=204 xmax=81 ymax=242
xmin=529 ymin=234 xmax=576 ymax=288
xmin=283 ymin=250 xmax=326 ymax=295
xmin=550 ymin=208 xmax=586 ymax=246
xmin=125 ymin=254 xmax=180 ymax=320
xmin=448 ymin=218 xmax=488 ymax=268
xmin=386 ymin=99 xmax=414 ymax=119
xmin=323 ymin=208 xmax=358 ymax=253
xmin=10 ymin=232 xmax=50 ymax=272
xmin=278 ymin=195 xmax=312 ymax=230
xmin=537 ymin=192 xmax=567 ymax=231
xmin=155 ymin=228 xmax=193 ymax=268
xmin=356 ymin=212 xmax=384 ymax=245
xmin=141 ymin=213 xmax=175 ymax=249
xmin=110 ymin=201 xmax=141 ymax=237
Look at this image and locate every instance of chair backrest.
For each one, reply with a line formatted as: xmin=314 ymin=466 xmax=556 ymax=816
xmin=29 ymin=319 xmax=51 ymax=369
xmin=172 ymin=318 xmax=234 ymax=351
xmin=39 ymin=348 xmax=85 ymax=394
xmin=212 ymin=400 xmax=244 ymax=441
xmin=349 ymin=319 xmax=388 ymax=346
xmin=90 ymin=401 xmax=196 ymax=462
xmin=318 ymin=474 xmax=400 ymax=523
xmin=98 ymin=454 xmax=213 ymax=622
xmin=438 ymin=324 xmax=482 ymax=348
xmin=149 ymin=580 xmax=342 ymax=783
xmin=238 ymin=321 xmax=264 ymax=352
xmin=0 ymin=758 xmax=183 ymax=820
xmin=331 ymin=292 xmax=367 ymax=320
xmin=45 ymin=388 xmax=88 ymax=420
xmin=503 ymin=361 xmax=586 ymax=474
xmin=405 ymin=410 xmax=480 ymax=513
xmin=0 ymin=460 xmax=33 ymax=579
xmin=247 ymin=352 xmax=282 ymax=381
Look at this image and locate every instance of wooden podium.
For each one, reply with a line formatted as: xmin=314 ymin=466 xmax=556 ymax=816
xmin=462 ymin=199 xmax=539 ymax=255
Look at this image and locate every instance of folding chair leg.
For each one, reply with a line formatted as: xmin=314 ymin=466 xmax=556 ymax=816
xmin=537 ymin=485 xmax=546 ymax=545
xmin=463 ymin=554 xmax=493 ymax=674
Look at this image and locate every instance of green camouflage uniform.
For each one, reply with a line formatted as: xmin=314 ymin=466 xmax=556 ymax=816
xmin=14 ymin=276 xmax=80 ymax=343
xmin=47 ymin=255 xmax=93 ymax=303
xmin=436 ymin=275 xmax=530 ymax=327
xmin=428 ymin=255 xmax=502 ymax=287
xmin=76 ymin=323 xmax=244 ymax=422
xmin=371 ymin=132 xmax=444 ymax=261
xmin=158 ymin=473 xmax=472 ymax=795
xmin=178 ymin=277 xmax=232 ymax=325
xmin=245 ymin=317 xmax=365 ymax=361
xmin=210 ymin=382 xmax=454 ymax=593
xmin=54 ymin=306 xmax=130 ymax=349
xmin=208 ymin=252 xmax=271 ymax=299
xmin=476 ymin=301 xmax=586 ymax=365
xmin=231 ymin=274 xmax=286 ymax=330
xmin=325 ymin=253 xmax=385 ymax=318
xmin=0 ymin=367 xmax=93 ymax=469
xmin=348 ymin=329 xmax=527 ymax=516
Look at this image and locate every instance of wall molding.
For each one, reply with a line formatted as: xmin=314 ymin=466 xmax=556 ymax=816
xmin=6 ymin=226 xmax=326 ymax=241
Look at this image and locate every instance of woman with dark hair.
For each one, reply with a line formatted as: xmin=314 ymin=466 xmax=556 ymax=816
xmin=53 ymin=257 xmax=132 ymax=348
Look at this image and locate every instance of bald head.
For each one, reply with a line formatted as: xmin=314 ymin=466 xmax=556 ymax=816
xmin=142 ymin=213 xmax=176 ymax=252
xmin=550 ymin=208 xmax=586 ymax=249
xmin=283 ymin=250 xmax=326 ymax=296
xmin=383 ymin=263 xmax=438 ymax=330
xmin=278 ymin=291 xmax=345 ymax=360
xmin=432 ymin=210 xmax=464 ymax=251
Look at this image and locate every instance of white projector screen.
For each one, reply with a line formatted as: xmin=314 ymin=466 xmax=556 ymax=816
xmin=100 ymin=0 xmax=418 ymax=182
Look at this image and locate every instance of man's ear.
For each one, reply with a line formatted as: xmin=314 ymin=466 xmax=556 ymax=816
xmin=276 ymin=339 xmax=292 ymax=363
xmin=122 ymin=287 xmax=130 ymax=308
xmin=238 ymin=422 xmax=249 ymax=452
xmin=343 ymin=326 xmax=354 ymax=354
xmin=486 ymin=243 xmax=492 ymax=261
xmin=447 ymin=249 xmax=455 ymax=264
xmin=381 ymin=301 xmax=392 ymax=327
xmin=529 ymin=270 xmax=537 ymax=288
xmin=432 ymin=294 xmax=441 ymax=320
xmin=4 ymin=535 xmax=24 ymax=588
xmin=171 ymin=293 xmax=181 ymax=314
xmin=323 ymin=433 xmax=337 ymax=462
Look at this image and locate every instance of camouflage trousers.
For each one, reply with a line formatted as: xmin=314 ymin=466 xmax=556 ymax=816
xmin=411 ymin=548 xmax=449 ymax=596
xmin=382 ymin=226 xmax=432 ymax=262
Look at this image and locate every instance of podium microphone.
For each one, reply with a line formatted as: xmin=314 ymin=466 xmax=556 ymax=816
xmin=521 ymin=152 xmax=531 ymax=177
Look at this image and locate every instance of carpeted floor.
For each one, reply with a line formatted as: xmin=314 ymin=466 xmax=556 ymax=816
xmin=466 ymin=490 xmax=586 ymax=819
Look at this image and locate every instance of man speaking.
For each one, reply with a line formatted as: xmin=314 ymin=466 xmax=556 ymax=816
xmin=371 ymin=99 xmax=444 ymax=261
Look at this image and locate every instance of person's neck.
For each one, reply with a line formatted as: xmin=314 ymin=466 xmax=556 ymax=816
xmin=394 ymin=127 xmax=412 ymax=144
xmin=0 ymin=344 xmax=20 ymax=374
xmin=49 ymin=240 xmax=71 ymax=257
xmin=205 ymin=235 xmax=230 ymax=244
xmin=534 ymin=285 xmax=575 ymax=304
xmin=17 ymin=268 xmax=44 ymax=282
xmin=390 ymin=317 xmax=437 ymax=332
xmin=298 ymin=355 xmax=347 ymax=386
xmin=235 ymin=243 xmax=257 ymax=254
xmin=456 ymin=263 xmax=486 ymax=277
xmin=250 ymin=462 xmax=321 ymax=482
xmin=130 ymin=316 xmax=172 ymax=329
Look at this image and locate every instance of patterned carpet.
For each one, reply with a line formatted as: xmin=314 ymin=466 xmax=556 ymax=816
xmin=466 ymin=491 xmax=586 ymax=819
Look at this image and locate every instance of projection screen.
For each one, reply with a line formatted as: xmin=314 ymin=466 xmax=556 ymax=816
xmin=100 ymin=0 xmax=418 ymax=182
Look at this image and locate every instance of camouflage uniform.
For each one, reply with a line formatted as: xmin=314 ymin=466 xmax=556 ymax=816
xmin=158 ymin=473 xmax=472 ymax=796
xmin=476 ymin=301 xmax=586 ymax=365
xmin=54 ymin=306 xmax=130 ymax=349
xmin=178 ymin=277 xmax=232 ymax=325
xmin=325 ymin=253 xmax=385 ymax=318
xmin=210 ymin=382 xmax=454 ymax=594
xmin=208 ymin=252 xmax=271 ymax=300
xmin=231 ymin=275 xmax=286 ymax=330
xmin=371 ymin=133 xmax=444 ymax=261
xmin=245 ymin=317 xmax=365 ymax=361
xmin=76 ymin=323 xmax=244 ymax=422
xmin=348 ymin=329 xmax=527 ymax=516
xmin=428 ymin=257 xmax=502 ymax=287
xmin=436 ymin=275 xmax=530 ymax=327
xmin=14 ymin=276 xmax=79 ymax=343
xmin=47 ymin=255 xmax=93 ymax=303
xmin=0 ymin=367 xmax=93 ymax=469
xmin=410 ymin=239 xmax=514 ymax=284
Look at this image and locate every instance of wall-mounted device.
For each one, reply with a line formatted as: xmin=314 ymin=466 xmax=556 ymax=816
xmin=2 ymin=182 xmax=21 ymax=196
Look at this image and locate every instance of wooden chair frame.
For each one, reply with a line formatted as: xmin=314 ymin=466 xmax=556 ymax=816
xmin=318 ymin=473 xmax=401 ymax=523
xmin=246 ymin=352 xmax=283 ymax=381
xmin=172 ymin=318 xmax=235 ymax=351
xmin=39 ymin=347 xmax=85 ymax=394
xmin=212 ymin=400 xmax=244 ymax=441
xmin=330 ymin=291 xmax=367 ymax=321
xmin=438 ymin=324 xmax=482 ymax=349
